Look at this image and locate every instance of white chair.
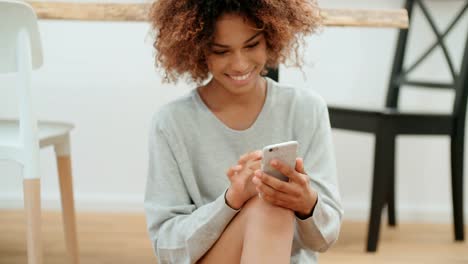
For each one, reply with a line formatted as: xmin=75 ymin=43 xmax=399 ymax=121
xmin=0 ymin=1 xmax=79 ymax=263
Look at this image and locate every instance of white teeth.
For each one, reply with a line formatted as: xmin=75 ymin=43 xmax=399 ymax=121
xmin=229 ymin=71 xmax=251 ymax=81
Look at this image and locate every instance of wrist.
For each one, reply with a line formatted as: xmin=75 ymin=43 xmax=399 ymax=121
xmin=297 ymin=206 xmax=313 ymax=219
xmin=296 ymin=190 xmax=319 ymax=219
xmin=225 ymin=188 xmax=244 ymax=210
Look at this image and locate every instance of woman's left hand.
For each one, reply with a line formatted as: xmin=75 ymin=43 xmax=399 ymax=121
xmin=252 ymin=157 xmax=318 ymax=217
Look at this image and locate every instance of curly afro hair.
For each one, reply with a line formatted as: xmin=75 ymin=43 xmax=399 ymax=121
xmin=149 ymin=0 xmax=322 ymax=83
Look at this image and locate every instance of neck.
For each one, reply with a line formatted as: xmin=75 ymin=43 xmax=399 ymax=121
xmin=199 ymin=76 xmax=267 ymax=111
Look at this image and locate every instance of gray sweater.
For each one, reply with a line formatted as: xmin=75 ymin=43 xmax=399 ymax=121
xmin=144 ymin=77 xmax=343 ymax=264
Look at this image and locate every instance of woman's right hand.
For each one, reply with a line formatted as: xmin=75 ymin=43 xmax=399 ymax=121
xmin=225 ymin=150 xmax=262 ymax=209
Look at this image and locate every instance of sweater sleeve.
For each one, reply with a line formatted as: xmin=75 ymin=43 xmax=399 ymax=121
xmin=144 ymin=116 xmax=239 ymax=264
xmin=294 ymin=97 xmax=344 ymax=252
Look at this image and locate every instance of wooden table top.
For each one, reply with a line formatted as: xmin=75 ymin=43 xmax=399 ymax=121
xmin=28 ymin=2 xmax=409 ymax=28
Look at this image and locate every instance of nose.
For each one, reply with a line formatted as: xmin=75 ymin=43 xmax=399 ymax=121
xmin=230 ymin=51 xmax=250 ymax=73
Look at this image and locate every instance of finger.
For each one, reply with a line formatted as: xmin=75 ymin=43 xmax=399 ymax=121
xmin=238 ymin=167 xmax=254 ymax=180
xmin=256 ymin=184 xmax=290 ymax=205
xmin=247 ymin=150 xmax=263 ymax=163
xmin=254 ymin=170 xmax=296 ymax=195
xmin=238 ymin=150 xmax=262 ymax=165
xmin=260 ymin=190 xmax=299 ymax=212
xmin=271 ymin=199 xmax=295 ymax=211
xmin=295 ymin=158 xmax=306 ymax=174
xmin=226 ymin=164 xmax=242 ymax=178
xmin=254 ymin=181 xmax=291 ymax=204
xmin=270 ymin=159 xmax=298 ymax=180
xmin=248 ymin=160 xmax=261 ymax=171
xmin=237 ymin=162 xmax=260 ymax=180
xmin=257 ymin=190 xmax=292 ymax=210
xmin=271 ymin=159 xmax=308 ymax=186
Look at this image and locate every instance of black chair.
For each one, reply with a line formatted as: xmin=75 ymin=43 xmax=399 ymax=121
xmin=328 ymin=0 xmax=467 ymax=252
xmin=267 ymin=0 xmax=467 ymax=253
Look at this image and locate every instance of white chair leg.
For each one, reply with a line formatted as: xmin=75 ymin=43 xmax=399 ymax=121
xmin=55 ymin=138 xmax=80 ymax=264
xmin=23 ymin=178 xmax=42 ymax=264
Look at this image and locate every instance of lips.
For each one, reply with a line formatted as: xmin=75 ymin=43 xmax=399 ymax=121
xmin=228 ymin=71 xmax=252 ymax=81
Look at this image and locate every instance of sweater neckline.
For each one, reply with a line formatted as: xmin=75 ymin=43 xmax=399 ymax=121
xmin=193 ymin=77 xmax=273 ymax=134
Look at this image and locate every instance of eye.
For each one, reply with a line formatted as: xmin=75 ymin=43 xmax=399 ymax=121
xmin=212 ymin=50 xmax=228 ymax=55
xmin=245 ymin=42 xmax=260 ymax=49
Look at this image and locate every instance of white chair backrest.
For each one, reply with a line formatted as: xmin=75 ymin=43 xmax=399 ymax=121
xmin=0 ymin=0 xmax=42 ymax=167
xmin=0 ymin=0 xmax=43 ymax=73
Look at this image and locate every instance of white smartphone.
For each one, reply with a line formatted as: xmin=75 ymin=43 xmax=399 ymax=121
xmin=261 ymin=141 xmax=298 ymax=182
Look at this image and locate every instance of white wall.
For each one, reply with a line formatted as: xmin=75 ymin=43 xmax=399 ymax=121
xmin=1 ymin=0 xmax=467 ymax=223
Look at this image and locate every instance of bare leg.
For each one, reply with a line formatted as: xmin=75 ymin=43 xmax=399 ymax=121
xmin=241 ymin=196 xmax=295 ymax=264
xmin=198 ymin=196 xmax=295 ymax=264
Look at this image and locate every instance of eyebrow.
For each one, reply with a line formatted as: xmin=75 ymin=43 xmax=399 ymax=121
xmin=211 ymin=31 xmax=263 ymax=48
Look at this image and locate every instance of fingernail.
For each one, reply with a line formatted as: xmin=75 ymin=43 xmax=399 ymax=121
xmin=255 ymin=170 xmax=261 ymax=177
xmin=271 ymin=160 xmax=278 ymax=166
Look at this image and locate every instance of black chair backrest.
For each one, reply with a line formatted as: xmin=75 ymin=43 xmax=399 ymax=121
xmin=387 ymin=0 xmax=468 ymax=123
xmin=265 ymin=68 xmax=279 ymax=82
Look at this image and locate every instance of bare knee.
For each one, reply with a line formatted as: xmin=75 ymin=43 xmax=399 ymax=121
xmin=197 ymin=196 xmax=295 ymax=264
xmin=239 ymin=196 xmax=295 ymax=263
xmin=242 ymin=196 xmax=295 ymax=230
xmin=243 ymin=195 xmax=295 ymax=218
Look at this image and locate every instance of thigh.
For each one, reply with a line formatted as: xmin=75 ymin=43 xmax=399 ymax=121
xmin=197 ymin=202 xmax=249 ymax=264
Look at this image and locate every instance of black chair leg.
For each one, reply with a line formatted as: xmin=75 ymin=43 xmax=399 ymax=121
xmin=451 ymin=129 xmax=465 ymax=241
xmin=367 ymin=129 xmax=394 ymax=252
xmin=387 ymin=137 xmax=396 ymax=227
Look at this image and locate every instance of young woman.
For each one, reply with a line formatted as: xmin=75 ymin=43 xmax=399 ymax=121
xmin=144 ymin=1 xmax=343 ymax=263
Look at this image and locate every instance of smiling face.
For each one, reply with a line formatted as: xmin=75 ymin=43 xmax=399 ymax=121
xmin=205 ymin=13 xmax=268 ymax=96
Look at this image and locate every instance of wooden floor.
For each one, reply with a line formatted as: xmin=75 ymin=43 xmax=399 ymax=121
xmin=0 ymin=210 xmax=467 ymax=264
